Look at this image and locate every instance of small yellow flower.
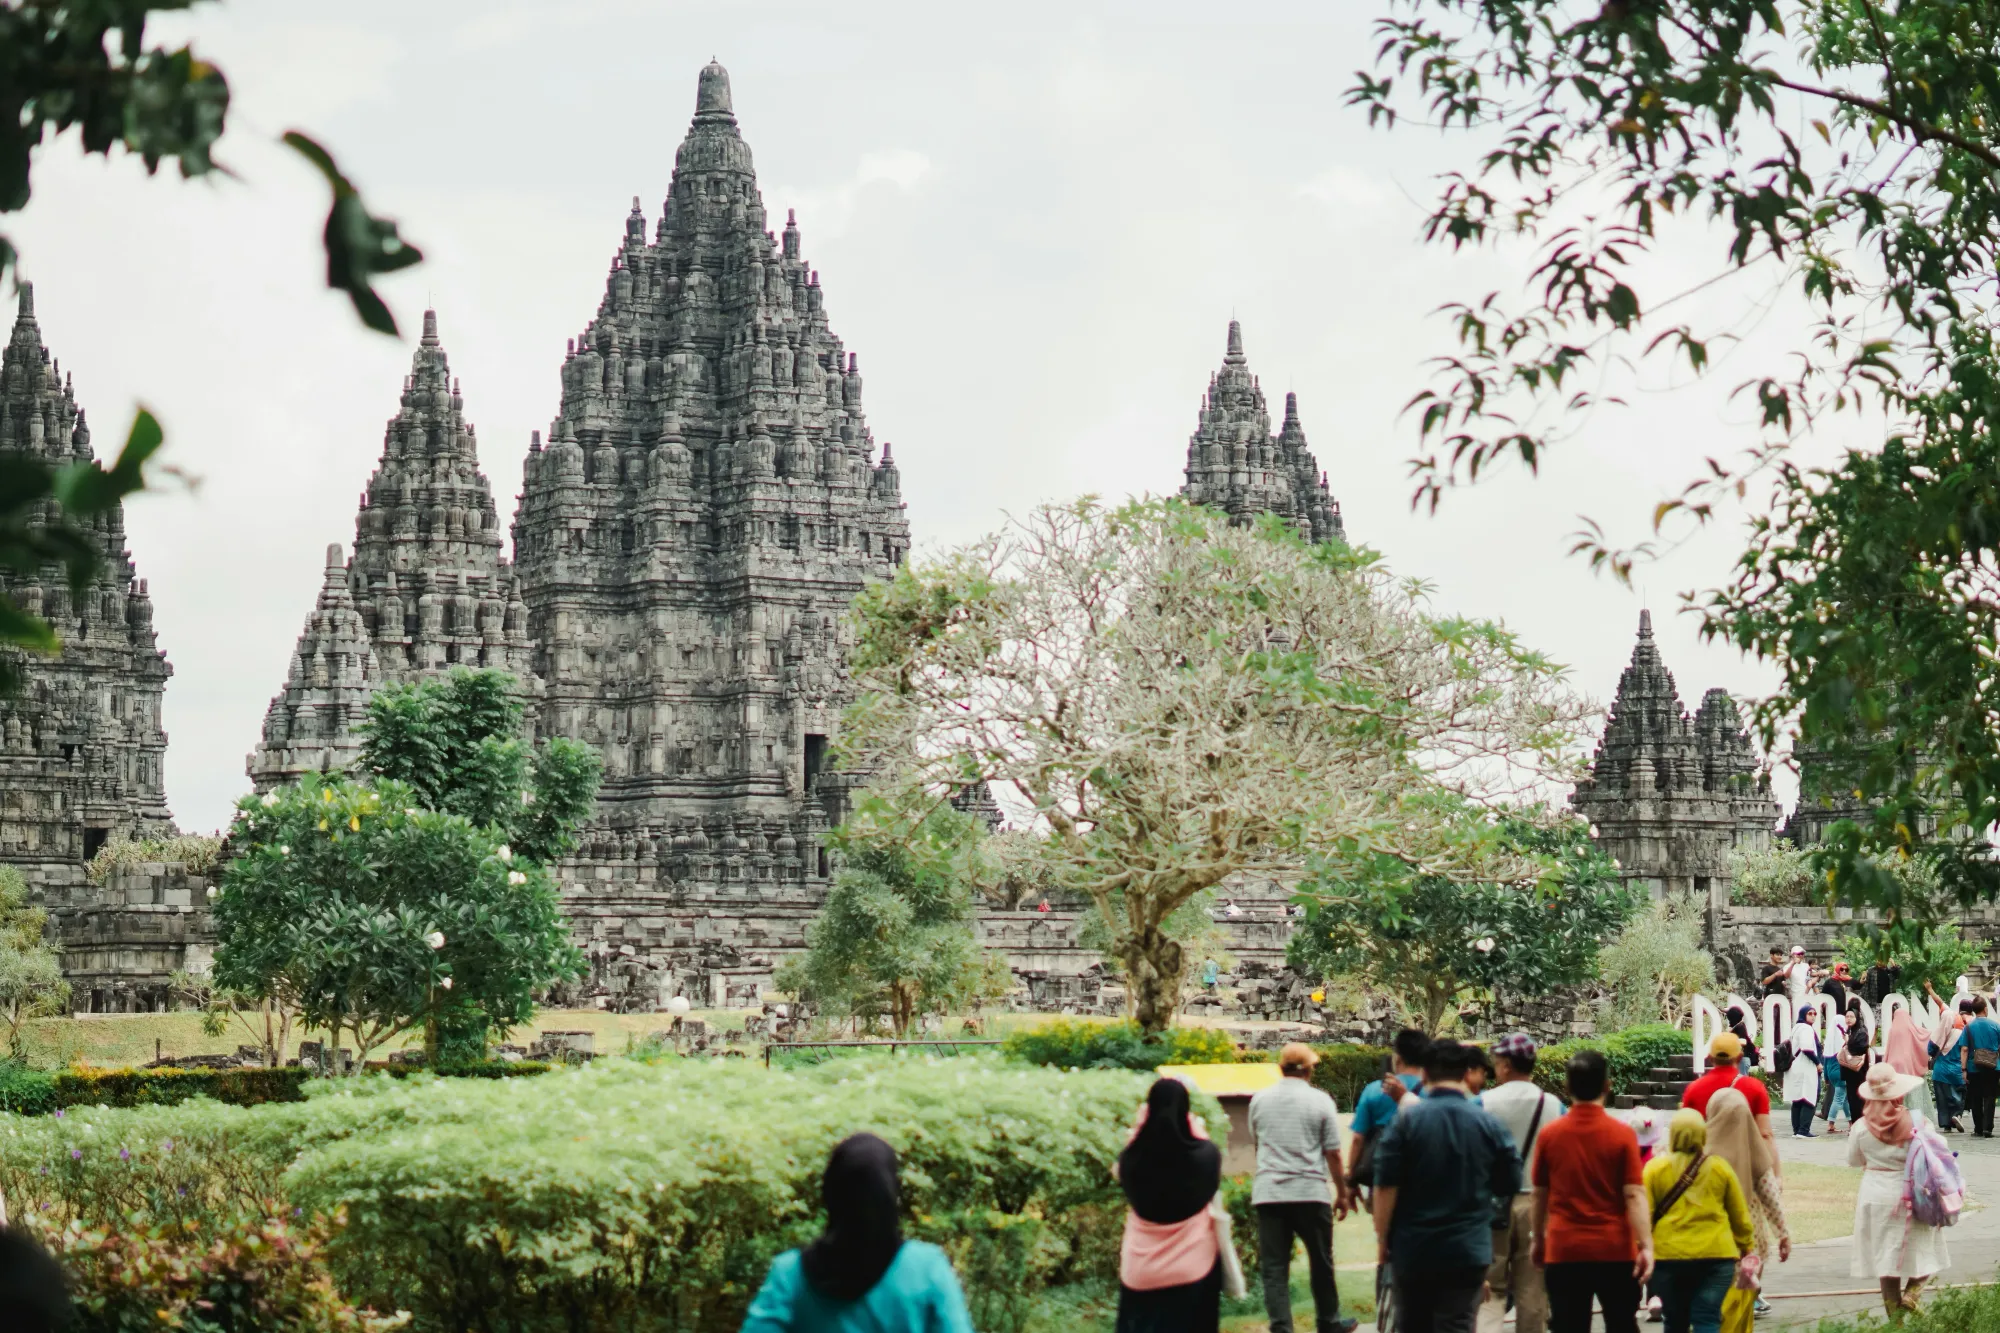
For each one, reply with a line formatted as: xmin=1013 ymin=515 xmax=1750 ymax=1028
xmin=1310 ymin=989 xmax=1325 ymax=1004
xmin=348 ymin=815 xmax=361 ymax=832
xmin=317 ymin=819 xmax=328 ymax=831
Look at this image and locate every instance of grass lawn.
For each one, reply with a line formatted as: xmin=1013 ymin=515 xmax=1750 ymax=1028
xmin=17 ymin=1007 xmax=762 ymax=1069
xmin=1783 ymin=1161 xmax=1862 ymax=1245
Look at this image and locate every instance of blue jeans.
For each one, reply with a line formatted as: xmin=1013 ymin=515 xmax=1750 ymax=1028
xmin=1651 ymin=1258 xmax=1735 ymax=1333
xmin=1819 ymin=1056 xmax=1843 ymax=1120
xmin=1936 ymin=1078 xmax=1964 ymax=1128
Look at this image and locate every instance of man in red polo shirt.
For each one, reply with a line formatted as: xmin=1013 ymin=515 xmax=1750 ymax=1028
xmin=1682 ymin=1033 xmax=1778 ymax=1171
xmin=1532 ymin=1049 xmax=1652 ymax=1333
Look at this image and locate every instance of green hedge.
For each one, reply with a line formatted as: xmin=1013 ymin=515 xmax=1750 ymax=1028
xmin=371 ymin=1059 xmax=554 ymax=1079
xmin=1531 ymin=1024 xmax=1689 ymax=1100
xmin=0 ymin=1060 xmax=56 ymax=1115
xmin=1 ymin=1056 xmax=1220 ymax=1333
xmin=52 ymin=1065 xmax=312 ymax=1110
xmin=1002 ymin=1017 xmax=1240 ymax=1070
xmin=1307 ymin=1045 xmax=1391 ymax=1110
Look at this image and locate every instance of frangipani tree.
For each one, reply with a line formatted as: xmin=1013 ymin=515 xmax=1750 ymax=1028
xmin=839 ymin=498 xmax=1592 ymax=1031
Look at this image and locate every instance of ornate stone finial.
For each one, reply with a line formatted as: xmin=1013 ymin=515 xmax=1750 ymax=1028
xmin=16 ymin=281 xmax=32 ymax=319
xmin=1283 ymin=391 xmax=1300 ymax=429
xmin=1225 ymin=319 xmax=1246 ymax=366
xmin=421 ymin=309 xmax=439 ymax=347
xmin=326 ymin=542 xmax=345 ymax=571
xmin=696 ymin=59 xmax=733 ymax=116
xmin=1639 ymin=608 xmax=1653 ymax=637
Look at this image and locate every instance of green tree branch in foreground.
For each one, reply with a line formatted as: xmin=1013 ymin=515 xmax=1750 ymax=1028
xmin=837 ymin=497 xmax=1590 ymax=1032
xmin=0 ymin=864 xmax=68 ymax=1054
xmin=1290 ymin=806 xmax=1635 ymax=1033
xmin=1355 ymin=0 xmax=2000 ymax=932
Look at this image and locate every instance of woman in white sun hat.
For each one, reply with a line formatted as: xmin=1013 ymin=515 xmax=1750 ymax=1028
xmin=1849 ymin=1062 xmax=1949 ymax=1318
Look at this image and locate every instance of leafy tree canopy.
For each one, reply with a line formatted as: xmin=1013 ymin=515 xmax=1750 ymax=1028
xmin=357 ymin=668 xmax=599 ymax=866
xmin=777 ymin=802 xmax=1009 ymax=1035
xmin=1355 ymin=0 xmax=2000 ymax=934
xmin=214 ymin=777 xmax=583 ymax=1070
xmin=0 ymin=864 xmax=67 ymax=1054
xmin=1290 ymin=804 xmax=1636 ymax=1032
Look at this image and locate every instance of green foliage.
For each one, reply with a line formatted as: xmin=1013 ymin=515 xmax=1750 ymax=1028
xmin=0 ymin=1056 xmax=55 ymax=1113
xmin=282 ymin=132 xmax=423 ymax=336
xmin=1531 ymin=1025 xmax=1690 ymax=1102
xmin=0 ymin=409 xmax=162 ymax=692
xmin=0 ymin=862 xmax=66 ymax=1052
xmin=1728 ymin=841 xmax=1819 ymax=909
xmin=1595 ymin=895 xmax=1716 ymax=1030
xmin=214 ymin=776 xmax=584 ymax=1069
xmin=1306 ymin=1045 xmax=1392 ymax=1111
xmin=779 ymin=804 xmax=1009 ymax=1034
xmin=357 ymin=668 xmax=600 ymax=866
xmin=1355 ymin=0 xmax=2000 ymax=934
xmin=1293 ymin=808 xmax=1637 ymax=1032
xmin=25 ymin=1209 xmax=396 ymax=1333
xmin=85 ymin=833 xmax=223 ymax=883
xmin=372 ymin=1060 xmax=552 ymax=1080
xmin=0 ymin=1057 xmax=1216 ymax=1333
xmin=1798 ymin=1275 xmax=2000 ymax=1332
xmin=50 ymin=1064 xmax=311 ymax=1111
xmin=1838 ymin=920 xmax=1983 ymax=1000
xmin=1002 ymin=1017 xmax=1239 ymax=1071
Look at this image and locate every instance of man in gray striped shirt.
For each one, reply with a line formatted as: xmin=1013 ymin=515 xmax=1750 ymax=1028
xmin=1249 ymin=1042 xmax=1358 ymax=1333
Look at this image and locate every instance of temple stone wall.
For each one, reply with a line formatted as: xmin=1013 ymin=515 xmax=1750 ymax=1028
xmin=48 ymin=861 xmax=214 ymax=1013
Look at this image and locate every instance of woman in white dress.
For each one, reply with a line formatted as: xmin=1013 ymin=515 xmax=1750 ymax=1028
xmin=1783 ymin=1014 xmax=1822 ymax=1138
xmin=1850 ymin=1062 xmax=1949 ymax=1318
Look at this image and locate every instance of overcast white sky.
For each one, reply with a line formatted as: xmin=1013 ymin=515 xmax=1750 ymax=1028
xmin=9 ymin=1 xmax=1871 ymax=833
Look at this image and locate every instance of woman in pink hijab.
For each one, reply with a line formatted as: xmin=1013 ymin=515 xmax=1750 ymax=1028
xmin=1884 ymin=1010 xmax=1934 ymax=1117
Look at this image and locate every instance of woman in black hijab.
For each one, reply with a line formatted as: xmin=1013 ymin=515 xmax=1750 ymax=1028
xmin=741 ymin=1133 xmax=974 ymax=1332
xmin=1114 ymin=1078 xmax=1228 ymax=1333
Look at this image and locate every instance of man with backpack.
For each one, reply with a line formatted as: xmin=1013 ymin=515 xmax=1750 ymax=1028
xmin=1476 ymin=1034 xmax=1564 ymax=1333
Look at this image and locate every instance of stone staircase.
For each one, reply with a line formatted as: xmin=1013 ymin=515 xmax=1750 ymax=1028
xmin=1612 ymin=1051 xmax=1696 ymax=1110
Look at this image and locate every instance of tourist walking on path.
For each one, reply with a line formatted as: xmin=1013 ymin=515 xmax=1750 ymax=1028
xmin=1643 ymin=1111 xmax=1752 ymax=1333
xmin=1922 ymin=984 xmax=1969 ymax=1132
xmin=1959 ymin=997 xmax=2000 ymax=1137
xmin=1680 ymin=1035 xmax=1777 ymax=1168
xmin=741 ymin=1133 xmax=974 ymax=1333
xmin=1476 ymin=1034 xmax=1564 ymax=1333
xmin=1249 ymin=1043 xmax=1357 ymax=1333
xmin=1818 ymin=1005 xmax=1849 ymax=1128
xmin=1373 ymin=1040 xmax=1521 ymax=1333
xmin=1837 ymin=1023 xmax=1871 ymax=1128
xmin=1849 ymin=1063 xmax=1951 ymax=1319
xmin=1701 ymin=1089 xmax=1790 ymax=1333
xmin=1782 ymin=1012 xmax=1821 ymax=1138
xmin=1533 ymin=1050 xmax=1654 ymax=1333
xmin=1111 ymin=1077 xmax=1239 ymax=1333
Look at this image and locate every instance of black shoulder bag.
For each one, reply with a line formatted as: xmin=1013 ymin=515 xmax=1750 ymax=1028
xmin=1494 ymin=1094 xmax=1549 ymax=1229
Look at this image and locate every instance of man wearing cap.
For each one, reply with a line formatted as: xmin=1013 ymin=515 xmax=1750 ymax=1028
xmin=1249 ymin=1042 xmax=1358 ymax=1333
xmin=1681 ymin=1033 xmax=1779 ymax=1171
xmin=1476 ymin=1034 xmax=1565 ymax=1333
xmin=1782 ymin=945 xmax=1817 ymax=1010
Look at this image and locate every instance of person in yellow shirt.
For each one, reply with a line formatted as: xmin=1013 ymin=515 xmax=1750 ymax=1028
xmin=1641 ymin=1111 xmax=1753 ymax=1333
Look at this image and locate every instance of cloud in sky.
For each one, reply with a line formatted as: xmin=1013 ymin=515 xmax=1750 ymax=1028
xmin=6 ymin=0 xmax=1834 ymax=830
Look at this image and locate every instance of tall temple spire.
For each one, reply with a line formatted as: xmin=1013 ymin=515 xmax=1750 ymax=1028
xmin=1179 ymin=320 xmax=1343 ymax=543
xmin=249 ymin=544 xmax=383 ymax=790
xmin=0 ymin=282 xmax=174 ymax=879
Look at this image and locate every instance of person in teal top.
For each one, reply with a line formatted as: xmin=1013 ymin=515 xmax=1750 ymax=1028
xmin=741 ymin=1133 xmax=974 ymax=1333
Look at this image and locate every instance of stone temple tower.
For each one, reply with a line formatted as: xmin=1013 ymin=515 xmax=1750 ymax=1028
xmin=0 ymin=283 xmax=174 ymax=893
xmin=508 ymin=60 xmax=911 ymax=1002
xmin=1571 ymin=611 xmax=1779 ymax=903
xmin=1180 ymin=320 xmax=1343 ymax=542
xmin=250 ymin=309 xmax=533 ymax=789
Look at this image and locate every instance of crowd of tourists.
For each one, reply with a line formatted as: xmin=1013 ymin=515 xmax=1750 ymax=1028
xmin=735 ymin=1019 xmax=1960 ymax=1333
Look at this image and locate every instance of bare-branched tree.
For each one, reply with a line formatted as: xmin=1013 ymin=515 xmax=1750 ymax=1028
xmin=839 ymin=498 xmax=1594 ymax=1031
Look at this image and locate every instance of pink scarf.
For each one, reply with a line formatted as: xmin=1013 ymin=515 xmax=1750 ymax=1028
xmin=1119 ymin=1096 xmax=1217 ymax=1290
xmin=1864 ymin=1096 xmax=1914 ymax=1146
xmin=1885 ymin=1013 xmax=1930 ymax=1077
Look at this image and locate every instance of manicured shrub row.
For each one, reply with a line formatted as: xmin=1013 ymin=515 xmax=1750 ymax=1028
xmin=1530 ymin=1024 xmax=1689 ymax=1100
xmin=0 ymin=1060 xmax=56 ymax=1115
xmin=1000 ymin=1017 xmax=1241 ymax=1070
xmin=1 ymin=1056 xmax=1217 ymax=1333
xmin=370 ymin=1059 xmax=553 ymax=1079
xmin=1306 ymin=1044 xmax=1391 ymax=1110
xmin=53 ymin=1065 xmax=313 ymax=1110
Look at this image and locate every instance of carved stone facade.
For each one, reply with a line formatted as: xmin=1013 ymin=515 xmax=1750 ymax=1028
xmin=250 ymin=311 xmax=533 ymax=789
xmin=1571 ymin=612 xmax=1780 ymax=904
xmin=1182 ymin=321 xmax=1343 ymax=543
xmin=0 ymin=284 xmax=173 ymax=894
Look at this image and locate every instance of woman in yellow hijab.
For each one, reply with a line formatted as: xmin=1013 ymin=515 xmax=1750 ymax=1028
xmin=1705 ymin=1087 xmax=1791 ymax=1332
xmin=1643 ymin=1110 xmax=1754 ymax=1333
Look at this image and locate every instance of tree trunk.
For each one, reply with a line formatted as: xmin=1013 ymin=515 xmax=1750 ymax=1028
xmin=1118 ymin=926 xmax=1186 ymax=1034
xmin=424 ymin=1011 xmax=441 ymax=1068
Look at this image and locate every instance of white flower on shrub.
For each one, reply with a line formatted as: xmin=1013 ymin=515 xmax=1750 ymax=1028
xmin=521 ymin=790 xmax=535 ymax=805
xmin=507 ymin=871 xmax=527 ymax=886
xmin=440 ymin=977 xmax=454 ymax=990
xmin=260 ymin=793 xmax=279 ymax=808
xmin=425 ymin=931 xmax=446 ymax=950
xmin=1475 ymin=936 xmax=1496 ymax=953
xmin=496 ymin=844 xmax=513 ymax=863
xmin=278 ymin=845 xmax=290 ymax=856
xmin=205 ymin=886 xmax=218 ymax=899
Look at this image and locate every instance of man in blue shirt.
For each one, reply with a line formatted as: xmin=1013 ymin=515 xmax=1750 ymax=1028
xmin=1963 ymin=995 xmax=2000 ymax=1137
xmin=1374 ymin=1038 xmax=1521 ymax=1333
xmin=1349 ymin=1028 xmax=1429 ymax=1184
